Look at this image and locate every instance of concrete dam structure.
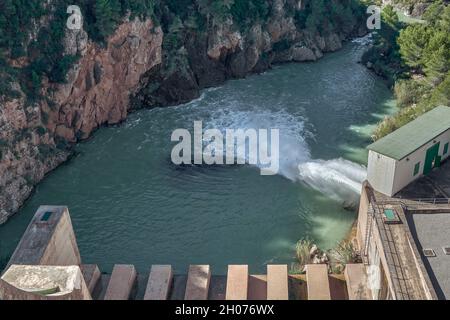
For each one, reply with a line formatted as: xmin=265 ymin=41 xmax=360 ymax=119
xmin=0 ymin=205 xmax=371 ymax=300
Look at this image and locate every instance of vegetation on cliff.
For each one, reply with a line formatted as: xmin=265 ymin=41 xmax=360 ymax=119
xmin=137 ymin=0 xmax=368 ymax=109
xmin=0 ymin=0 xmax=369 ymax=103
xmin=363 ymin=1 xmax=450 ymax=140
xmin=0 ymin=0 xmax=155 ymax=101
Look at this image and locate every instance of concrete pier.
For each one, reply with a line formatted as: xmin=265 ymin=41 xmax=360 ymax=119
xmin=104 ymin=264 xmax=137 ymax=300
xmin=6 ymin=206 xmax=81 ymax=269
xmin=184 ymin=265 xmax=211 ymax=300
xmin=306 ymin=264 xmax=331 ymax=300
xmin=225 ymin=265 xmax=248 ymax=300
xmin=267 ymin=265 xmax=289 ymax=300
xmin=144 ymin=265 xmax=173 ymax=300
xmin=344 ymin=264 xmax=370 ymax=300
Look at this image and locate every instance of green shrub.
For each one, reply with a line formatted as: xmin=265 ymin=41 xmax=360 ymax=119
xmin=36 ymin=126 xmax=47 ymax=136
xmin=291 ymin=238 xmax=317 ymax=274
xmin=230 ymin=0 xmax=270 ymax=29
xmin=328 ymin=241 xmax=361 ymax=274
xmin=394 ymin=78 xmax=428 ymax=108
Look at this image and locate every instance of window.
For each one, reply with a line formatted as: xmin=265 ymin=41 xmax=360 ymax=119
xmin=414 ymin=162 xmax=420 ymax=176
xmin=444 ymin=142 xmax=449 ymax=155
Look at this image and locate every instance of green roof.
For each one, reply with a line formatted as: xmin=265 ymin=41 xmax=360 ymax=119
xmin=367 ymin=106 xmax=450 ymax=160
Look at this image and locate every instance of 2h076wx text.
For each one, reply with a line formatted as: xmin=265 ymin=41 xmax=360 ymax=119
xmin=175 ymin=304 xmax=275 ymax=318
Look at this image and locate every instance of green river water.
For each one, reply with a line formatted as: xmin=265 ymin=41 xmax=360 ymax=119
xmin=0 ymin=39 xmax=395 ymax=274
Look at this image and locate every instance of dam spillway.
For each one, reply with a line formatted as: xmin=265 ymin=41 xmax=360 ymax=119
xmin=0 ymin=206 xmax=368 ymax=300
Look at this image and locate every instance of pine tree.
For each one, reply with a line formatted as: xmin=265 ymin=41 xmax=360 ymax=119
xmin=95 ymin=0 xmax=115 ymax=40
xmin=424 ymin=45 xmax=450 ymax=86
xmin=439 ymin=4 xmax=450 ymax=31
xmin=397 ymin=24 xmax=431 ymax=69
xmin=109 ymin=0 xmax=122 ymax=23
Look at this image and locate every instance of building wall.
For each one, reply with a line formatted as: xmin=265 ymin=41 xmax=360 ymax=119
xmin=356 ymin=181 xmax=370 ymax=250
xmin=368 ymin=129 xmax=450 ymax=197
xmin=367 ymin=151 xmax=397 ymax=196
xmin=357 ymin=183 xmax=396 ymax=299
xmin=392 ymin=129 xmax=450 ymax=195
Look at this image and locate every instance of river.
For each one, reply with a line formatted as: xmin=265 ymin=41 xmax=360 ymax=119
xmin=0 ymin=38 xmax=395 ymax=274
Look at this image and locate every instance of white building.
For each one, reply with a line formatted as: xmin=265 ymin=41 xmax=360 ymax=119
xmin=367 ymin=106 xmax=450 ymax=197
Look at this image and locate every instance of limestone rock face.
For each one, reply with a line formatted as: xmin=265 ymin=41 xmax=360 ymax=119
xmin=48 ymin=18 xmax=163 ymax=142
xmin=0 ymin=18 xmax=163 ymax=224
xmin=139 ymin=0 xmax=366 ymax=110
xmin=207 ymin=20 xmax=243 ymax=60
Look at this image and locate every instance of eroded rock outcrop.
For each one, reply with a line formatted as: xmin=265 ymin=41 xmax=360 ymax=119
xmin=136 ymin=1 xmax=366 ymax=109
xmin=47 ymin=18 xmax=163 ymax=141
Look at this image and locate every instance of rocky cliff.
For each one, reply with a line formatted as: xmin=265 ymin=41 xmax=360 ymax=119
xmin=0 ymin=17 xmax=163 ymax=223
xmin=0 ymin=0 xmax=366 ymax=224
xmin=135 ymin=0 xmax=367 ymax=109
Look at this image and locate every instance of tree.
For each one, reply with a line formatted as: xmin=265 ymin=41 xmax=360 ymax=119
xmin=422 ymin=0 xmax=444 ymax=26
xmin=439 ymin=4 xmax=450 ymax=31
xmin=424 ymin=44 xmax=450 ymax=85
xmin=397 ymin=24 xmax=431 ymax=69
xmin=428 ymin=73 xmax=450 ymax=108
xmin=31 ymin=70 xmax=41 ymax=96
xmin=95 ymin=0 xmax=116 ymax=40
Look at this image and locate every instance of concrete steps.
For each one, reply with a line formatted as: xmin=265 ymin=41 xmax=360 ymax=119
xmin=144 ymin=265 xmax=173 ymax=300
xmin=225 ymin=265 xmax=248 ymax=300
xmin=267 ymin=265 xmax=289 ymax=300
xmin=184 ymin=265 xmax=211 ymax=300
xmin=305 ymin=264 xmax=331 ymax=300
xmin=104 ymin=264 xmax=137 ymax=300
xmin=83 ymin=263 xmax=369 ymax=300
xmin=344 ymin=264 xmax=370 ymax=300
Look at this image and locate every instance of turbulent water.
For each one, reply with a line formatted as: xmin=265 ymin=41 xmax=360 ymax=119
xmin=0 ymin=39 xmax=395 ymax=274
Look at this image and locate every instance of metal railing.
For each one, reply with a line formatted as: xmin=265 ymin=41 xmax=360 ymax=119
xmin=395 ymin=197 xmax=450 ymax=205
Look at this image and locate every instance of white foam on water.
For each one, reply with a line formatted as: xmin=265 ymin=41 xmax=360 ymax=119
xmin=298 ymin=159 xmax=367 ymax=204
xmin=204 ymin=105 xmax=310 ymax=181
xmin=195 ymin=97 xmax=367 ymax=204
xmin=351 ymin=33 xmax=373 ymax=46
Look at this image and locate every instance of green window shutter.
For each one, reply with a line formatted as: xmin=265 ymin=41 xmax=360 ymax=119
xmin=444 ymin=143 xmax=449 ymax=155
xmin=414 ymin=162 xmax=420 ymax=176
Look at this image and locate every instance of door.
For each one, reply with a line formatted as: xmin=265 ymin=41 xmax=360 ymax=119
xmin=424 ymin=142 xmax=440 ymax=175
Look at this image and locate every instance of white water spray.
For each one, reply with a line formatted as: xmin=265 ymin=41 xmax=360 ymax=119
xmin=195 ymin=96 xmax=367 ymax=205
xmin=298 ymin=159 xmax=367 ymax=205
